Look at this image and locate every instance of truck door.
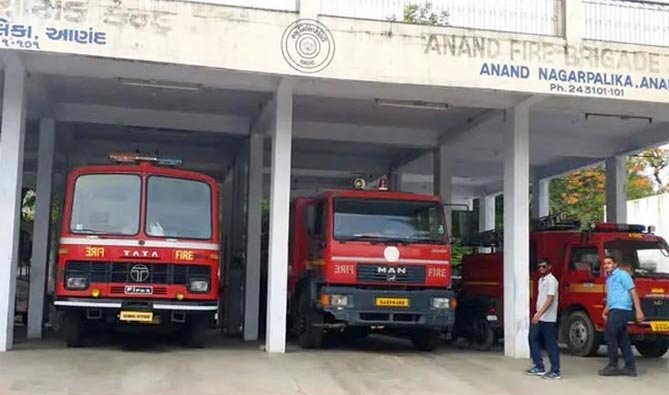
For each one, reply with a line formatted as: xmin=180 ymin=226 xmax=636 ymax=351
xmin=562 ymin=245 xmax=604 ymax=313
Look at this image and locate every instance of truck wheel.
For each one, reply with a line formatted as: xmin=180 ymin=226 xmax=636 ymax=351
xmin=297 ymin=293 xmax=324 ymax=349
xmin=63 ymin=311 xmax=84 ymax=348
xmin=635 ymin=337 xmax=669 ymax=358
xmin=566 ymin=311 xmax=600 ymax=357
xmin=411 ymin=328 xmax=440 ymax=351
xmin=470 ymin=319 xmax=495 ymax=351
xmin=185 ymin=315 xmax=208 ymax=348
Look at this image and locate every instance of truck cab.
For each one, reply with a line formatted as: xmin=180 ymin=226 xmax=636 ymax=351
xmin=288 ymin=179 xmax=456 ymax=351
xmin=54 ymin=153 xmax=220 ymax=347
xmin=456 ymin=218 xmax=669 ymax=357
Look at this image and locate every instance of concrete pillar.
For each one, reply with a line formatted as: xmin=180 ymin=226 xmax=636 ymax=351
xmin=265 ymin=79 xmax=294 ymax=353
xmin=479 ymin=195 xmax=496 ymax=232
xmin=433 ymin=145 xmax=453 ymax=236
xmin=0 ymin=63 xmax=27 ymax=351
xmin=244 ymin=132 xmax=264 ymax=341
xmin=563 ymin=0 xmax=584 ymax=42
xmin=531 ymin=177 xmax=550 ymax=219
xmin=606 ymin=156 xmax=627 ymax=223
xmin=503 ymin=103 xmax=532 ymax=359
xmin=27 ymin=118 xmax=55 ymax=339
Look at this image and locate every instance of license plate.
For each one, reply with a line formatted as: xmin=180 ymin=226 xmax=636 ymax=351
xmin=119 ymin=311 xmax=154 ymax=323
xmin=649 ymin=321 xmax=669 ymax=332
xmin=375 ymin=297 xmax=409 ymax=307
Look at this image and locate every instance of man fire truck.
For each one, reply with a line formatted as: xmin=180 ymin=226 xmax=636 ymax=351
xmin=288 ymin=178 xmax=456 ymax=351
xmin=54 ymin=153 xmax=220 ymax=348
xmin=454 ymin=216 xmax=669 ymax=358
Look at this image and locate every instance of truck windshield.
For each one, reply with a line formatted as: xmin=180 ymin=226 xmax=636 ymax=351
xmin=605 ymin=240 xmax=669 ymax=277
xmin=70 ymin=174 xmax=141 ymax=235
xmin=333 ymin=198 xmax=446 ymax=244
xmin=146 ymin=176 xmax=212 ymax=239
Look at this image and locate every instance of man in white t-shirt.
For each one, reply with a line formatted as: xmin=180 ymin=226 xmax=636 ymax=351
xmin=526 ymin=258 xmax=561 ymax=380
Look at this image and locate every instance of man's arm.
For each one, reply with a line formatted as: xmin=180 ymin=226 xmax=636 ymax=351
xmin=532 ymin=295 xmax=555 ymax=324
xmin=630 ymin=288 xmax=645 ymax=322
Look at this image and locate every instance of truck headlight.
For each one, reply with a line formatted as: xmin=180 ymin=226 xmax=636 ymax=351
xmin=188 ymin=279 xmax=210 ymax=293
xmin=432 ymin=297 xmax=450 ymax=309
xmin=66 ymin=276 xmax=88 ymax=290
xmin=330 ymin=294 xmax=349 ymax=307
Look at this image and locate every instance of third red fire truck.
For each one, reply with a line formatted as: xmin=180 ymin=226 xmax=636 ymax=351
xmin=454 ymin=217 xmax=669 ymax=357
xmin=288 ymin=179 xmax=456 ymax=350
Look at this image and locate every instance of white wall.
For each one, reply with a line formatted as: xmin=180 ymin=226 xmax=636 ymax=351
xmin=626 ymin=193 xmax=669 ymax=239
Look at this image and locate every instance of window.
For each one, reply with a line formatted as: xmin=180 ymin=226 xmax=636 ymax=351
xmin=333 ymin=198 xmax=445 ymax=243
xmin=605 ymin=240 xmax=669 ymax=276
xmin=146 ymin=176 xmax=212 ymax=239
xmin=70 ymin=174 xmax=141 ymax=235
xmin=570 ymin=247 xmax=599 ymax=272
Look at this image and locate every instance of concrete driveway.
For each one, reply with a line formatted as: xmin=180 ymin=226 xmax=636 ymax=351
xmin=1 ymin=332 xmax=667 ymax=395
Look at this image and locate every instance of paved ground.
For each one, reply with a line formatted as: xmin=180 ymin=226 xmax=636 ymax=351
xmin=1 ymin=331 xmax=667 ymax=395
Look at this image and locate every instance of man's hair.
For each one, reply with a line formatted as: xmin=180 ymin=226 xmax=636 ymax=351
xmin=604 ymin=255 xmax=617 ymax=263
xmin=537 ymin=257 xmax=550 ymax=266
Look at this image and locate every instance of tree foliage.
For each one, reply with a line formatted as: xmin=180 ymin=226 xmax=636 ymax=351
xmin=631 ymin=147 xmax=669 ymax=193
xmin=549 ymin=158 xmax=655 ymax=226
xmin=389 ymin=1 xmax=450 ymax=27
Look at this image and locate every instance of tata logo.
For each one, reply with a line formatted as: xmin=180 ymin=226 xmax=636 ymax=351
xmin=129 ymin=264 xmax=150 ymax=283
xmin=123 ymin=250 xmax=159 ymax=258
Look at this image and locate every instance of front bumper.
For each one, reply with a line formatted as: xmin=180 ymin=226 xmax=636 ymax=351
xmin=54 ymin=297 xmax=218 ymax=312
xmin=320 ymin=286 xmax=455 ymax=329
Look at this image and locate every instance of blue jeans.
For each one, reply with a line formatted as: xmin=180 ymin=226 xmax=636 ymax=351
xmin=605 ymin=309 xmax=636 ymax=370
xmin=529 ymin=322 xmax=560 ymax=374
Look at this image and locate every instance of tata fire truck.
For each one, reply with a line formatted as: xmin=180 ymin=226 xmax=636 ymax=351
xmin=288 ymin=179 xmax=456 ymax=351
xmin=454 ymin=217 xmax=669 ymax=357
xmin=54 ymin=153 xmax=220 ymax=348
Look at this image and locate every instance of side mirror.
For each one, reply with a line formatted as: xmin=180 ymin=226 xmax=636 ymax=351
xmin=303 ymin=205 xmax=316 ymax=236
xmin=591 ymin=261 xmax=601 ymax=278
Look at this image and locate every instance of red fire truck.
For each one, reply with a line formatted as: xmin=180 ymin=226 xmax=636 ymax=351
xmin=454 ymin=217 xmax=669 ymax=357
xmin=53 ymin=153 xmax=220 ymax=348
xmin=288 ymin=179 xmax=456 ymax=351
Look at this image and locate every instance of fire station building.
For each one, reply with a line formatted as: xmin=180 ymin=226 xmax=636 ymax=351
xmin=1 ymin=0 xmax=669 ymax=360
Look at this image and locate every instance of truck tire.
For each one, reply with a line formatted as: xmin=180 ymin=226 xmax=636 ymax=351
xmin=470 ymin=319 xmax=495 ymax=351
xmin=411 ymin=328 xmax=440 ymax=351
xmin=566 ymin=311 xmax=600 ymax=357
xmin=185 ymin=315 xmax=208 ymax=348
xmin=297 ymin=293 xmax=324 ymax=349
xmin=63 ymin=311 xmax=84 ymax=348
xmin=635 ymin=337 xmax=669 ymax=358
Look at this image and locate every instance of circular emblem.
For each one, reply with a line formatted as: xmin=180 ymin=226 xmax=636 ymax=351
xmin=130 ymin=264 xmax=150 ymax=283
xmin=281 ymin=19 xmax=335 ymax=74
xmin=383 ymin=246 xmax=400 ymax=263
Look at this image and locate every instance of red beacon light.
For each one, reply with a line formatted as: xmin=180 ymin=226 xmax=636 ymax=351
xmin=108 ymin=152 xmax=182 ymax=167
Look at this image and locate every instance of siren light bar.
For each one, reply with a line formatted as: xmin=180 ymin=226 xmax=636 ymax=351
xmin=592 ymin=223 xmax=646 ymax=233
xmin=108 ymin=152 xmax=182 ymax=167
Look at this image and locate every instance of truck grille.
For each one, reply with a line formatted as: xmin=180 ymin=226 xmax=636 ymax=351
xmin=64 ymin=261 xmax=210 ymax=286
xmin=356 ymin=264 xmax=425 ymax=283
xmin=641 ymin=298 xmax=669 ymax=320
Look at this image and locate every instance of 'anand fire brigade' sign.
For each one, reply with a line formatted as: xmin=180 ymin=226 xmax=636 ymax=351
xmin=1 ymin=0 xmax=668 ymax=103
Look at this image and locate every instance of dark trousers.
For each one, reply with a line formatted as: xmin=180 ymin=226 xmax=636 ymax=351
xmin=529 ymin=321 xmax=560 ymax=374
xmin=605 ymin=309 xmax=636 ymax=370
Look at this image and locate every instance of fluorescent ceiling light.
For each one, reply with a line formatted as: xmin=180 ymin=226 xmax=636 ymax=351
xmin=375 ymin=98 xmax=449 ymax=111
xmin=118 ymin=78 xmax=203 ymax=91
xmin=585 ymin=112 xmax=652 ymax=123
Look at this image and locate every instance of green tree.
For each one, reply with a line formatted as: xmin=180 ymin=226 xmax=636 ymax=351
xmin=549 ymin=159 xmax=655 ymax=226
xmin=389 ymin=1 xmax=450 ymax=27
xmin=631 ymin=148 xmax=669 ymax=193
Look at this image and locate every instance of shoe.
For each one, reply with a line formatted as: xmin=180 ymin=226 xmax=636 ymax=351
xmin=542 ymin=372 xmax=561 ymax=380
xmin=598 ymin=365 xmax=622 ymax=376
xmin=620 ymin=367 xmax=637 ymax=377
xmin=526 ymin=367 xmax=546 ymax=376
